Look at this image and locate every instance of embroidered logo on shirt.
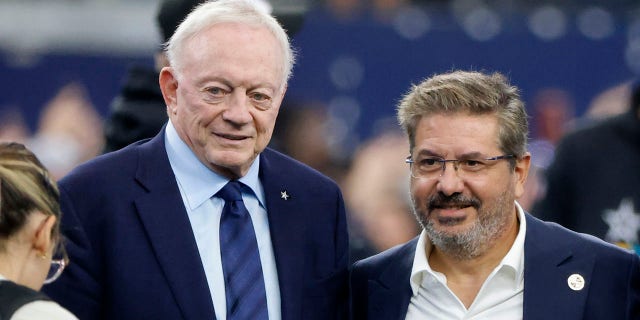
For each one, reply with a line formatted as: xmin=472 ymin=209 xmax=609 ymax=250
xmin=602 ymin=198 xmax=640 ymax=254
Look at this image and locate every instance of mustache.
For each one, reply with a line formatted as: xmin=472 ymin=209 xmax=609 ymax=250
xmin=427 ymin=193 xmax=481 ymax=210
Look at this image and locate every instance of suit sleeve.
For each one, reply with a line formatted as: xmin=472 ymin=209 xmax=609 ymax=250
xmin=42 ymin=185 xmax=102 ymax=320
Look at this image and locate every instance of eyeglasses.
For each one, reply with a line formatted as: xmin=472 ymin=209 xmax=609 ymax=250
xmin=405 ymin=154 xmax=515 ymax=179
xmin=43 ymin=258 xmax=67 ymax=285
xmin=43 ymin=242 xmax=69 ymax=285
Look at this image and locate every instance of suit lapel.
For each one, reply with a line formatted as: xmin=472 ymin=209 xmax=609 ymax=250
xmin=259 ymin=150 xmax=306 ymax=320
xmin=134 ymin=132 xmax=216 ymax=319
xmin=368 ymin=239 xmax=416 ymax=320
xmin=523 ymin=214 xmax=593 ymax=320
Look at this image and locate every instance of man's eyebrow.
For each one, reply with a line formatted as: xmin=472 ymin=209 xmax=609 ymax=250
xmin=457 ymin=151 xmax=484 ymax=159
xmin=413 ymin=149 xmax=442 ymax=158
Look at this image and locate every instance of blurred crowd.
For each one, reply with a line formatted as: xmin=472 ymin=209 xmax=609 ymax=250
xmin=1 ymin=0 xmax=639 ymax=261
xmin=0 ymin=83 xmax=103 ymax=180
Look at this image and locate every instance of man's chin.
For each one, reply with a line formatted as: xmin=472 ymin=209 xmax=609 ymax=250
xmin=426 ymin=218 xmax=473 ymax=237
xmin=206 ymin=153 xmax=253 ymax=177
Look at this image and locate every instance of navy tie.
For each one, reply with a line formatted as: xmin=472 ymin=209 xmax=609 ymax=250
xmin=217 ymin=181 xmax=268 ymax=320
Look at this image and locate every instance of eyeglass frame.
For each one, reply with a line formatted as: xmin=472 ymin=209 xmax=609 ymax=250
xmin=405 ymin=154 xmax=516 ymax=179
xmin=43 ymin=259 xmax=67 ymax=285
xmin=43 ymin=240 xmax=69 ymax=285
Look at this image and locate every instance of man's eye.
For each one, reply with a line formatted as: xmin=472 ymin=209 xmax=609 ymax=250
xmin=420 ymin=158 xmax=440 ymax=166
xmin=205 ymin=87 xmax=225 ymax=96
xmin=463 ymin=160 xmax=481 ymax=166
xmin=250 ymin=92 xmax=273 ymax=110
xmin=250 ymin=92 xmax=271 ymax=102
xmin=460 ymin=160 xmax=486 ymax=170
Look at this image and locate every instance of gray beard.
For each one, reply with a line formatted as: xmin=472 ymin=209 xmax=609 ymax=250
xmin=414 ymin=188 xmax=514 ymax=260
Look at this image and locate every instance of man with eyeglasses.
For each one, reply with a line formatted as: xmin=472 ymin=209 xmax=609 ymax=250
xmin=350 ymin=70 xmax=640 ymax=319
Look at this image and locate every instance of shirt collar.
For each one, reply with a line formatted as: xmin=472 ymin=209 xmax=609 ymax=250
xmin=409 ymin=228 xmax=432 ymax=295
xmin=409 ymin=201 xmax=527 ymax=295
xmin=504 ymin=201 xmax=526 ymax=287
xmin=164 ymin=120 xmax=265 ymax=209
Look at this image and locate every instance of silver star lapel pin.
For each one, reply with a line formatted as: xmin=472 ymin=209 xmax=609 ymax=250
xmin=280 ymin=190 xmax=290 ymax=200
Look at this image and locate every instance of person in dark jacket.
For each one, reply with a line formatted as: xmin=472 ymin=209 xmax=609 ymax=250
xmin=102 ymin=0 xmax=203 ymax=153
xmin=532 ymin=80 xmax=640 ymax=254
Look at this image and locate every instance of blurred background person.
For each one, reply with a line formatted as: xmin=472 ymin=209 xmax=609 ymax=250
xmin=585 ymin=80 xmax=635 ymax=120
xmin=0 ymin=109 xmax=30 ymax=144
xmin=269 ymin=100 xmax=350 ymax=185
xmin=342 ymin=130 xmax=420 ymax=261
xmin=0 ymin=83 xmax=103 ymax=181
xmin=0 ymin=142 xmax=76 ymax=319
xmin=531 ymin=88 xmax=575 ymax=146
xmin=102 ymin=0 xmax=203 ymax=153
xmin=270 ymin=103 xmax=422 ymax=262
xmin=532 ymin=80 xmax=640 ymax=254
xmin=28 ymin=83 xmax=103 ymax=180
xmin=518 ymin=88 xmax=575 ymax=211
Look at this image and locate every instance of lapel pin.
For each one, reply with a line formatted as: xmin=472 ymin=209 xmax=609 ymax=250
xmin=567 ymin=274 xmax=585 ymax=291
xmin=280 ymin=190 xmax=290 ymax=201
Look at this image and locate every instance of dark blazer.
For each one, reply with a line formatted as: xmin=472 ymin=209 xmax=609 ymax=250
xmin=350 ymin=213 xmax=640 ymax=319
xmin=43 ymin=128 xmax=349 ymax=320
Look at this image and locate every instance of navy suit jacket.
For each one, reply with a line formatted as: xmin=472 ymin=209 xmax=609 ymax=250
xmin=44 ymin=129 xmax=349 ymax=320
xmin=350 ymin=213 xmax=640 ymax=319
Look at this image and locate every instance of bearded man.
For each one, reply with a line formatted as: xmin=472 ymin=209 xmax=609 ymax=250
xmin=350 ymin=70 xmax=640 ymax=320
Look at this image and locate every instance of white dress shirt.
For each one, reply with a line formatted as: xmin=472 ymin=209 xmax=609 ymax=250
xmin=165 ymin=121 xmax=281 ymax=320
xmin=405 ymin=202 xmax=527 ymax=320
xmin=0 ymin=275 xmax=78 ymax=320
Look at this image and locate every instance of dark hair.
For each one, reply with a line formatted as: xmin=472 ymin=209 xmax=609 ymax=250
xmin=0 ymin=142 xmax=61 ymax=250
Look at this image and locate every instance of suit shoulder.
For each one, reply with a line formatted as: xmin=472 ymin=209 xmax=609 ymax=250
xmin=531 ymin=215 xmax=637 ymax=261
xmin=353 ymin=238 xmax=418 ymax=275
xmin=261 ymin=148 xmax=340 ymax=188
xmin=60 ymin=141 xmax=144 ymax=187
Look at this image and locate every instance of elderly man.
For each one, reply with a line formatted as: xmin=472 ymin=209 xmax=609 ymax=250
xmin=44 ymin=1 xmax=349 ymax=319
xmin=350 ymin=70 xmax=640 ymax=319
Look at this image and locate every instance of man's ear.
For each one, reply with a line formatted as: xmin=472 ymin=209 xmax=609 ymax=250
xmin=514 ymin=152 xmax=531 ymax=199
xmin=159 ymin=67 xmax=179 ymax=115
xmin=33 ymin=215 xmax=56 ymax=257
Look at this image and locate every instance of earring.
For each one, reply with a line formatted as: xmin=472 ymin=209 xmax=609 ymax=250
xmin=37 ymin=252 xmax=48 ymax=260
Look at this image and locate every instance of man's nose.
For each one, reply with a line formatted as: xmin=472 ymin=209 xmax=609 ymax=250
xmin=223 ymin=91 xmax=252 ymax=124
xmin=436 ymin=161 xmax=464 ymax=196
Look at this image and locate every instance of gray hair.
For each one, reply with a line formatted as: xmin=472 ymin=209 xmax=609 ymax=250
xmin=165 ymin=0 xmax=296 ymax=87
xmin=397 ymin=70 xmax=529 ymax=160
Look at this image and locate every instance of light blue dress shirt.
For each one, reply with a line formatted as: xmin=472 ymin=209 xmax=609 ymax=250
xmin=164 ymin=121 xmax=281 ymax=320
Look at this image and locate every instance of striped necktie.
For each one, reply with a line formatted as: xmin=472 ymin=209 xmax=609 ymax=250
xmin=217 ymin=181 xmax=268 ymax=320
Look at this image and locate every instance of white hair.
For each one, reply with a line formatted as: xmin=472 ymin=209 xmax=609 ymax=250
xmin=165 ymin=0 xmax=295 ymax=86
